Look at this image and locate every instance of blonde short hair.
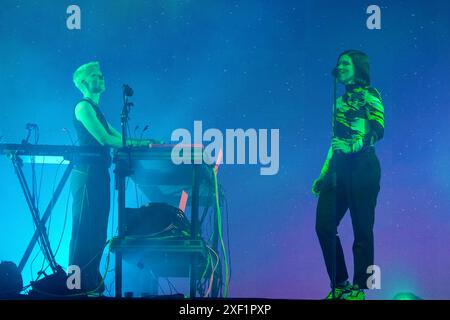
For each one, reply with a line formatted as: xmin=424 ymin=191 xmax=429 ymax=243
xmin=73 ymin=61 xmax=100 ymax=92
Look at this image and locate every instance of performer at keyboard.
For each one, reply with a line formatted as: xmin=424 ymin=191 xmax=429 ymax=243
xmin=312 ymin=50 xmax=384 ymax=300
xmin=70 ymin=61 xmax=154 ymax=294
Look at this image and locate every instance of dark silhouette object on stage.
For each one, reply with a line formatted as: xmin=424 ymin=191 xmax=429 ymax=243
xmin=0 ymin=261 xmax=23 ymax=298
xmin=27 ymin=267 xmax=75 ymax=297
xmin=112 ymin=201 xmax=210 ymax=295
xmin=124 ymin=202 xmax=192 ymax=238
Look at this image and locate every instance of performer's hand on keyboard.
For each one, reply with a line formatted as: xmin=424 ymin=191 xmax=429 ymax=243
xmin=141 ymin=139 xmax=165 ymax=147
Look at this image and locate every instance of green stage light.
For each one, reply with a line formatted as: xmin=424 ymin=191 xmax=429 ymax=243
xmin=393 ymin=292 xmax=422 ymax=300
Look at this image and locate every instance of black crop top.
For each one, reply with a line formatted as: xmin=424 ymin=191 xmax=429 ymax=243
xmin=73 ymin=98 xmax=112 ymax=167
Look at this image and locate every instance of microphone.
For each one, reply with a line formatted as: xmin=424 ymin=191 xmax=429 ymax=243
xmin=123 ymin=84 xmax=134 ymax=97
xmin=133 ymin=125 xmax=139 ymax=141
xmin=23 ymin=123 xmax=39 ymax=144
xmin=139 ymin=124 xmax=149 ymax=141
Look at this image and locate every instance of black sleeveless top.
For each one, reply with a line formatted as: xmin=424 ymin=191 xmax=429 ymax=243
xmin=73 ymin=98 xmax=112 ymax=168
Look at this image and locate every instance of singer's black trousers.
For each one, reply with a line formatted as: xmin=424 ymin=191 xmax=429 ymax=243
xmin=315 ymin=147 xmax=381 ymax=289
xmin=69 ymin=164 xmax=110 ymax=293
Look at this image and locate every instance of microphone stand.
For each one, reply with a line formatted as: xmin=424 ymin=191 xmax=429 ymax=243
xmin=121 ymin=93 xmax=132 ymax=148
xmin=115 ymin=85 xmax=134 ymax=297
xmin=13 ymin=126 xmax=60 ymax=276
xmin=331 ymin=76 xmax=338 ymax=299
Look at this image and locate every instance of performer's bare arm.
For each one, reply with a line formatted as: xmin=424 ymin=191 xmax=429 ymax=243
xmin=75 ymin=101 xmax=161 ymax=148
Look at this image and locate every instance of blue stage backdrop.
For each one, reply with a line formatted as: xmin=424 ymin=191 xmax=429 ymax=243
xmin=0 ymin=0 xmax=449 ymax=299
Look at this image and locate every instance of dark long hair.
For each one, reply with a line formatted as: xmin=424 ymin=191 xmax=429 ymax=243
xmin=337 ymin=50 xmax=371 ymax=86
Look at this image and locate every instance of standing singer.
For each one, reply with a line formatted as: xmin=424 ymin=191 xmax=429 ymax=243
xmin=70 ymin=61 xmax=154 ymax=294
xmin=312 ymin=50 xmax=385 ymax=300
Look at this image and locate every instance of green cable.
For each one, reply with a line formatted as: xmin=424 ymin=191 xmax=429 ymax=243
xmin=213 ymin=168 xmax=229 ymax=297
xmin=200 ymin=249 xmax=212 ymax=281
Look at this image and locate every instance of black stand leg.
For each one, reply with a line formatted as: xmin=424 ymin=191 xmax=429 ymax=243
xmin=331 ymin=78 xmax=338 ymax=299
xmin=115 ymin=169 xmax=126 ymax=298
xmin=18 ymin=162 xmax=74 ymax=272
xmin=189 ymin=163 xmax=200 ymax=298
xmin=11 ymin=155 xmax=72 ymax=274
